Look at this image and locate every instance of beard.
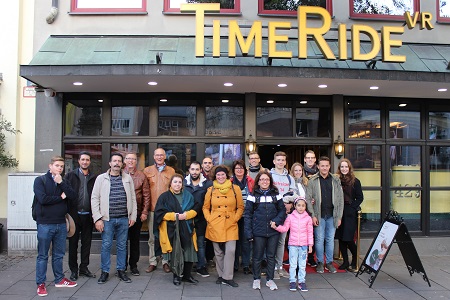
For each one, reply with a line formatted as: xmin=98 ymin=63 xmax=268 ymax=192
xmin=190 ymin=173 xmax=200 ymax=181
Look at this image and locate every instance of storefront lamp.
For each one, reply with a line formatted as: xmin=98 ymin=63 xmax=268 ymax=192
xmin=245 ymin=134 xmax=257 ymax=155
xmin=334 ymin=135 xmax=345 ymax=159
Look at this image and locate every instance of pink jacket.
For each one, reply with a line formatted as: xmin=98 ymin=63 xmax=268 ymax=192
xmin=275 ymin=210 xmax=314 ymax=247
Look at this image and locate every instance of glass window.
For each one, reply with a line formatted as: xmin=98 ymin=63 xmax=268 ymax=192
xmin=110 ymin=143 xmax=149 ymax=170
xmin=112 ymin=106 xmax=148 ymax=136
xmin=350 ymin=0 xmax=420 ymax=20
xmin=157 ymin=143 xmax=197 ymax=175
xmin=158 ymin=106 xmax=196 ymax=136
xmin=257 ymin=107 xmax=292 ymax=137
xmin=64 ymin=144 xmax=102 ymax=175
xmin=258 ymin=0 xmax=332 ymax=16
xmin=348 ymin=109 xmax=381 ymax=139
xmin=429 ymin=112 xmax=450 ymax=140
xmin=360 ymin=190 xmax=381 ymax=232
xmin=164 ymin=0 xmax=240 ymax=13
xmin=70 ymin=0 xmax=146 ymax=13
xmin=389 ymin=111 xmax=420 ymax=139
xmin=430 ymin=146 xmax=450 ymax=187
xmin=438 ymin=0 xmax=450 ymax=23
xmin=430 ymin=191 xmax=450 ymax=231
xmin=65 ymin=102 xmax=102 ymax=137
xmin=348 ymin=145 xmax=381 ymax=186
xmin=295 ymin=107 xmax=330 ymax=138
xmin=205 ymin=107 xmax=243 ymax=136
xmin=205 ymin=143 xmax=242 ymax=169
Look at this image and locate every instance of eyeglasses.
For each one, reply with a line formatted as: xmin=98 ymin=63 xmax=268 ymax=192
xmin=154 ymin=154 xmax=165 ymax=157
xmin=234 ymin=167 xmax=245 ymax=170
xmin=249 ymin=157 xmax=259 ymax=160
xmin=259 ymin=178 xmax=270 ymax=182
xmin=125 ymin=157 xmax=137 ymax=160
xmin=305 ymin=157 xmax=315 ymax=159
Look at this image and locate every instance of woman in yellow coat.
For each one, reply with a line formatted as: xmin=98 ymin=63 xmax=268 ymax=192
xmin=203 ymin=165 xmax=244 ymax=288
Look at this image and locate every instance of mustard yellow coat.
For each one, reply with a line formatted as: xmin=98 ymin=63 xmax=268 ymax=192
xmin=202 ymin=184 xmax=244 ymax=242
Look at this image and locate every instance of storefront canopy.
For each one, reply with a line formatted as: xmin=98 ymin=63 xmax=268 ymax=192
xmin=20 ymin=35 xmax=450 ymax=98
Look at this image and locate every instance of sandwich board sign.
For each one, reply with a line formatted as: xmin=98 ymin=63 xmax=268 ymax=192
xmin=356 ymin=210 xmax=430 ymax=288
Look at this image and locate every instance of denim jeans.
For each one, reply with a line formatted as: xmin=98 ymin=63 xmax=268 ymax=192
xmin=288 ymin=245 xmax=307 ymax=283
xmin=196 ymin=235 xmax=207 ymax=269
xmin=235 ymin=218 xmax=251 ymax=269
xmin=36 ymin=223 xmax=67 ymax=285
xmin=101 ymin=217 xmax=129 ymax=272
xmin=252 ymin=234 xmax=278 ymax=281
xmin=314 ymin=216 xmax=336 ymax=264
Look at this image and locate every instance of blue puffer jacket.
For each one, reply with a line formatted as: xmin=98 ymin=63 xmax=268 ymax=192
xmin=244 ymin=188 xmax=286 ymax=240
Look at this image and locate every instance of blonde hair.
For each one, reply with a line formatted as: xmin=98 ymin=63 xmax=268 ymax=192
xmin=290 ymin=162 xmax=308 ymax=186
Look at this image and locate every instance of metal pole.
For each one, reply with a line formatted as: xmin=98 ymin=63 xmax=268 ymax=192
xmin=356 ymin=209 xmax=362 ymax=271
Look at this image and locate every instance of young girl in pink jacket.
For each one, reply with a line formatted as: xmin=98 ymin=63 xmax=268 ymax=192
xmin=271 ymin=196 xmax=313 ymax=292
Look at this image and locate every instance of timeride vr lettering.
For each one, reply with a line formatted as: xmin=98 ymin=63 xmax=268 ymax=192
xmin=180 ymin=4 xmax=434 ymax=63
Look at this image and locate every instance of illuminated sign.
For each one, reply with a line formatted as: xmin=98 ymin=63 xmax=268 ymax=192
xmin=181 ymin=4 xmax=434 ymax=63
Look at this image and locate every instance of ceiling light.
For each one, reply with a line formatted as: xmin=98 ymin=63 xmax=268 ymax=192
xmin=318 ymin=84 xmax=327 ymax=88
xmin=224 ymin=82 xmax=233 ymax=87
xmin=399 ymin=103 xmax=407 ymax=107
xmin=438 ymin=88 xmax=447 ymax=92
xmin=300 ymin=100 xmax=308 ymax=104
xmin=148 ymin=81 xmax=158 ymax=86
xmin=98 ymin=99 xmax=103 ymax=103
xmin=73 ymin=82 xmax=83 ymax=86
xmin=267 ymin=100 xmax=274 ymax=104
xmin=222 ymin=99 xmax=229 ymax=103
xmin=370 ymin=86 xmax=379 ymax=90
xmin=160 ymin=98 xmax=168 ymax=102
xmin=278 ymin=83 xmax=287 ymax=87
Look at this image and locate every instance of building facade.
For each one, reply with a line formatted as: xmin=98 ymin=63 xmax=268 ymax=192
xmin=13 ymin=0 xmax=450 ymax=251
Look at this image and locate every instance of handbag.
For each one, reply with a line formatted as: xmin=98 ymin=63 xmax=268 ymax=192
xmin=170 ymin=215 xmax=184 ymax=277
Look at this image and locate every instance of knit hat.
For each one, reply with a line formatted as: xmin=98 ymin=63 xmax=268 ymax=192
xmin=294 ymin=196 xmax=307 ymax=206
xmin=214 ymin=166 xmax=228 ymax=176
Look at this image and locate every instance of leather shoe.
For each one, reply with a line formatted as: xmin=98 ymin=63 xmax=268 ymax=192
xmin=243 ymin=266 xmax=252 ymax=275
xmin=181 ymin=276 xmax=199 ymax=284
xmin=145 ymin=265 xmax=156 ymax=273
xmin=173 ymin=276 xmax=181 ymax=286
xmin=79 ymin=269 xmax=96 ymax=278
xmin=98 ymin=271 xmax=109 ymax=284
xmin=163 ymin=263 xmax=171 ymax=273
xmin=117 ymin=270 xmax=131 ymax=283
xmin=70 ymin=271 xmax=78 ymax=281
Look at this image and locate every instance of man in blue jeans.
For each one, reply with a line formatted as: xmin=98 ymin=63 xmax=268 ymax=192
xmin=34 ymin=156 xmax=78 ymax=297
xmin=306 ymin=156 xmax=344 ymax=274
xmin=91 ymin=153 xmax=137 ymax=284
xmin=184 ymin=161 xmax=212 ymax=277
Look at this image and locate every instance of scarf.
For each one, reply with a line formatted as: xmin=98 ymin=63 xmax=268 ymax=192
xmin=303 ymin=164 xmax=318 ymax=177
xmin=249 ymin=164 xmax=261 ymax=173
xmin=213 ymin=179 xmax=232 ymax=195
xmin=232 ymin=176 xmax=247 ymax=190
xmin=156 ymin=163 xmax=166 ymax=172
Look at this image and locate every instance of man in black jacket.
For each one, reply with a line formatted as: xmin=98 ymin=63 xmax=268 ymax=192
xmin=64 ymin=151 xmax=98 ymax=281
xmin=184 ymin=161 xmax=212 ymax=277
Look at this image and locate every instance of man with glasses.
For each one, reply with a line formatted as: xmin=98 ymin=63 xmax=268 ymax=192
xmin=143 ymin=148 xmax=175 ymax=273
xmin=247 ymin=151 xmax=267 ymax=180
xmin=124 ymin=152 xmax=150 ymax=276
xmin=303 ymin=150 xmax=319 ymax=267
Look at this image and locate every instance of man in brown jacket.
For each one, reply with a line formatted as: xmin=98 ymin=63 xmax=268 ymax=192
xmin=143 ymin=148 xmax=175 ymax=273
xmin=124 ymin=152 xmax=150 ymax=276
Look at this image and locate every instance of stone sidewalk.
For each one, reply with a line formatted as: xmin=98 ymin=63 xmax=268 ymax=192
xmin=0 ymin=252 xmax=448 ymax=299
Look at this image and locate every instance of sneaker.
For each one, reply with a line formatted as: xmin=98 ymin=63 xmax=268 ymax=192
xmin=307 ymin=258 xmax=318 ymax=267
xmin=273 ymin=269 xmax=280 ymax=280
xmin=55 ymin=278 xmax=77 ymax=287
xmin=215 ymin=277 xmax=223 ymax=284
xmin=37 ymin=283 xmax=48 ymax=297
xmin=289 ymin=281 xmax=297 ymax=291
xmin=299 ymin=282 xmax=308 ymax=291
xmin=252 ymin=279 xmax=261 ymax=290
xmin=316 ymin=262 xmax=324 ymax=273
xmin=130 ymin=268 xmax=140 ymax=276
xmin=196 ymin=267 xmax=210 ymax=277
xmin=325 ymin=263 xmax=337 ymax=273
xmin=278 ymin=268 xmax=289 ymax=277
xmin=266 ymin=280 xmax=278 ymax=290
xmin=222 ymin=279 xmax=239 ymax=287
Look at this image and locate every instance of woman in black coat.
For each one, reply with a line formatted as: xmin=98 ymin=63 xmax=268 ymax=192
xmin=335 ymin=158 xmax=364 ymax=272
xmin=244 ymin=170 xmax=286 ymax=290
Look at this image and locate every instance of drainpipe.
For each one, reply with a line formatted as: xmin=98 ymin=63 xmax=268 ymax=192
xmin=46 ymin=0 xmax=58 ymax=24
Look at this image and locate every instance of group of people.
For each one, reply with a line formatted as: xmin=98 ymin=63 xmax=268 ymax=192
xmin=32 ymin=148 xmax=363 ymax=297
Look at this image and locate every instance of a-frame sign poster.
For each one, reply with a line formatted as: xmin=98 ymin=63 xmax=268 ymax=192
xmin=356 ymin=210 xmax=431 ymax=288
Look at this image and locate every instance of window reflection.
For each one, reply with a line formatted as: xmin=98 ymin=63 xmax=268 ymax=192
xmin=110 ymin=144 xmax=149 ymax=170
xmin=429 ymin=112 xmax=450 ymax=140
xmin=205 ymin=144 xmax=242 ymax=168
xmin=158 ymin=143 xmax=197 ymax=175
xmin=389 ymin=111 xmax=420 ymax=139
xmin=64 ymin=144 xmax=102 ymax=175
xmin=348 ymin=109 xmax=381 ymax=138
xmin=295 ymin=107 xmax=331 ymax=137
xmin=158 ymin=106 xmax=196 ymax=136
xmin=65 ymin=102 xmax=102 ymax=136
xmin=430 ymin=191 xmax=450 ymax=231
xmin=347 ymin=145 xmax=381 ymax=186
xmin=359 ymin=190 xmax=381 ymax=232
xmin=112 ymin=106 xmax=149 ymax=136
xmin=205 ymin=107 xmax=243 ymax=136
xmin=257 ymin=107 xmax=292 ymax=137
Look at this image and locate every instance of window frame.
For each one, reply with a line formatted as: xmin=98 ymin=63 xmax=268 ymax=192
xmin=163 ymin=0 xmax=241 ymax=14
xmin=70 ymin=0 xmax=147 ymax=14
xmin=258 ymin=0 xmax=333 ymax=16
xmin=437 ymin=0 xmax=450 ymax=23
xmin=349 ymin=0 xmax=420 ymax=21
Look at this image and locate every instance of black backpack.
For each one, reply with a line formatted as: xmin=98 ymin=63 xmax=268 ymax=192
xmin=32 ymin=175 xmax=47 ymax=221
